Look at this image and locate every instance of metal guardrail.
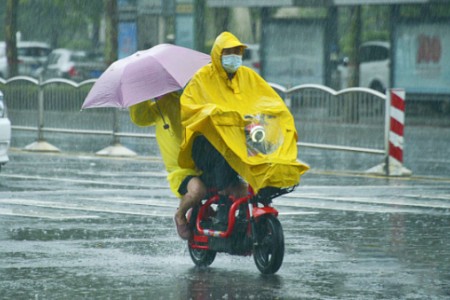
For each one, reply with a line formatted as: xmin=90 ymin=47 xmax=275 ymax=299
xmin=269 ymin=83 xmax=387 ymax=155
xmin=1 ymin=76 xmax=388 ymax=172
xmin=0 ymin=77 xmax=156 ymax=150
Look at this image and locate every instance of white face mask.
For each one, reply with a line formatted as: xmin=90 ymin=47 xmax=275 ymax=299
xmin=221 ymin=54 xmax=242 ymax=73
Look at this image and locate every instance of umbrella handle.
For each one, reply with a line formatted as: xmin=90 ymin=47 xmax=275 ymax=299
xmin=155 ymin=98 xmax=170 ymax=130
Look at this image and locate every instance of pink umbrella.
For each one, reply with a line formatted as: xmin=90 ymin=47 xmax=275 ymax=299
xmin=82 ymin=44 xmax=210 ymax=109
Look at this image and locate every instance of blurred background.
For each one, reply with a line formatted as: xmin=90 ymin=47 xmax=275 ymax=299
xmin=1 ymin=1 xmax=449 ymax=174
xmin=0 ymin=0 xmax=449 ymax=113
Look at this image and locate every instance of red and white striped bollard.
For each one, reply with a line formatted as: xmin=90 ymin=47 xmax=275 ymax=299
xmin=386 ymin=89 xmax=411 ymax=176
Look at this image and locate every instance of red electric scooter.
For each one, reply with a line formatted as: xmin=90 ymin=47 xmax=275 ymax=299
xmin=186 ymin=114 xmax=297 ymax=274
xmin=187 ymin=185 xmax=293 ymax=274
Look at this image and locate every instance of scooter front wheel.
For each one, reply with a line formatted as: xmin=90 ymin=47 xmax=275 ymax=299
xmin=253 ymin=214 xmax=284 ymax=274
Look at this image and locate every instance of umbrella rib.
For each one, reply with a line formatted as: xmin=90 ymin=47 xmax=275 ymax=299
xmin=153 ymin=58 xmax=186 ymax=87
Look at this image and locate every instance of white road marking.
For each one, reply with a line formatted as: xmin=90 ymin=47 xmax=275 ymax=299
xmin=77 ymin=196 xmax=179 ymax=208
xmin=404 ymin=194 xmax=450 ymax=201
xmin=2 ymin=172 xmax=450 ymax=217
xmin=275 ymin=201 xmax=429 ymax=214
xmin=0 ymin=208 xmax=99 ymax=220
xmin=279 ymin=211 xmax=319 ymax=216
xmin=0 ymin=174 xmax=169 ymax=188
xmin=0 ymin=199 xmax=171 ymax=217
xmin=280 ymin=193 xmax=450 ymax=209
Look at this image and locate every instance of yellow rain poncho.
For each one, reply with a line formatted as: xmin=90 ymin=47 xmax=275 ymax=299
xmin=129 ymin=93 xmax=199 ymax=198
xmin=179 ymin=32 xmax=309 ymax=193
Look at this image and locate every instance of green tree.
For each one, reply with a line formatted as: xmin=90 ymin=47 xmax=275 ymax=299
xmin=213 ymin=7 xmax=230 ymax=37
xmin=104 ymin=0 xmax=117 ymax=65
xmin=194 ymin=0 xmax=206 ymax=52
xmin=67 ymin=0 xmax=104 ymax=50
xmin=348 ymin=6 xmax=361 ymax=88
xmin=13 ymin=0 xmax=104 ymax=51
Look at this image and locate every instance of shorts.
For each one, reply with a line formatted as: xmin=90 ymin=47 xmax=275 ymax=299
xmin=191 ymin=135 xmax=240 ymax=191
xmin=178 ymin=175 xmax=195 ymax=196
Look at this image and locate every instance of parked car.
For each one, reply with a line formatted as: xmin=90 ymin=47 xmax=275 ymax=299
xmin=359 ymin=41 xmax=390 ymax=93
xmin=0 ymin=42 xmax=6 ymax=78
xmin=0 ymin=41 xmax=52 ymax=78
xmin=0 ymin=90 xmax=11 ymax=169
xmin=40 ymin=48 xmax=107 ymax=82
xmin=242 ymin=43 xmax=260 ymax=74
xmin=336 ymin=41 xmax=390 ymax=92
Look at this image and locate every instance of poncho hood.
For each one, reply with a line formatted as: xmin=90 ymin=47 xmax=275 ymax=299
xmin=210 ymin=31 xmax=247 ymax=80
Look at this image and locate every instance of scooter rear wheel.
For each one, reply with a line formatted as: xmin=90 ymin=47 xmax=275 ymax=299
xmin=188 ymin=247 xmax=216 ymax=267
xmin=253 ymin=214 xmax=284 ymax=274
xmin=187 ymin=205 xmax=216 ymax=267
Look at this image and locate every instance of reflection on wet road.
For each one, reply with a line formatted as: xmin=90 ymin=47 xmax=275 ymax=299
xmin=1 ymin=151 xmax=449 ymax=299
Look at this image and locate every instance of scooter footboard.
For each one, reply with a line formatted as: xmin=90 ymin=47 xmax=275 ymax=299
xmin=196 ymin=195 xmax=249 ymax=238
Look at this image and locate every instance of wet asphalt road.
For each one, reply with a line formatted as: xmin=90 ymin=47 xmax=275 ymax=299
xmin=1 ymin=149 xmax=450 ymax=299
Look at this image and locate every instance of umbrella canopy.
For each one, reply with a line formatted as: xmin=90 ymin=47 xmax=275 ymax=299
xmin=81 ymin=44 xmax=210 ymax=109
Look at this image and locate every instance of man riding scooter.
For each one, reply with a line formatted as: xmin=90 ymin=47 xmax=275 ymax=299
xmin=179 ymin=31 xmax=309 ymax=211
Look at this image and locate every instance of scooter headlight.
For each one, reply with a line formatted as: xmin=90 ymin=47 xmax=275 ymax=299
xmin=248 ymin=125 xmax=265 ymax=143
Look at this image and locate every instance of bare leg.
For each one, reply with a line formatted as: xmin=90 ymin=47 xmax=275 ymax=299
xmin=175 ymin=177 xmax=206 ymax=225
xmin=233 ymin=181 xmax=248 ymax=198
xmin=222 ymin=181 xmax=248 ymax=199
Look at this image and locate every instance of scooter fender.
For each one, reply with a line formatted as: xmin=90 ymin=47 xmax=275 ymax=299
xmin=252 ymin=206 xmax=278 ymax=219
